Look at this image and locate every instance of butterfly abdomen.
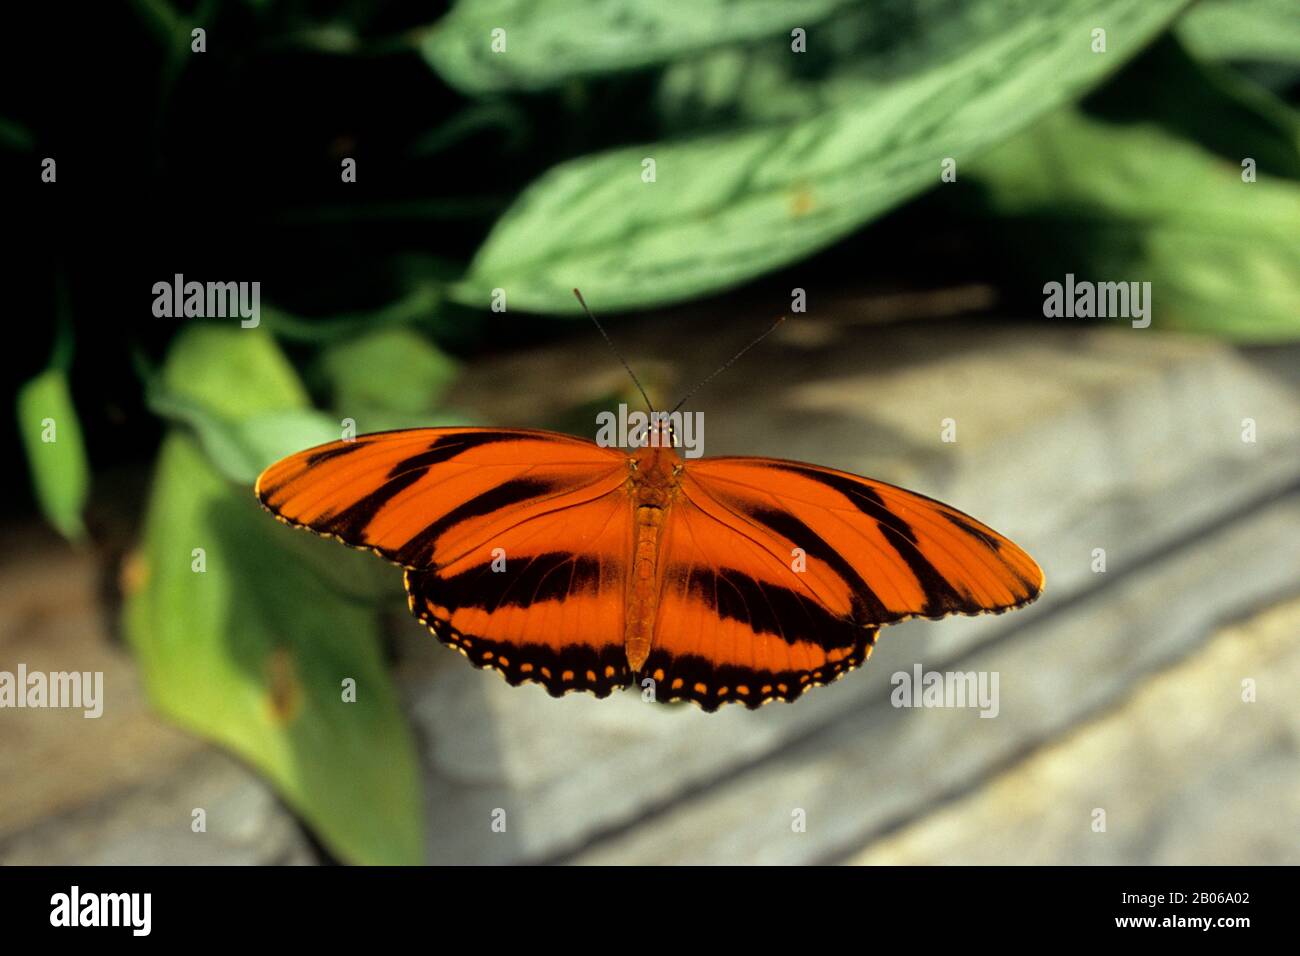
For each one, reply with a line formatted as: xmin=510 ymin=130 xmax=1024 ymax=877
xmin=625 ymin=445 xmax=684 ymax=674
xmin=626 ymin=502 xmax=665 ymax=673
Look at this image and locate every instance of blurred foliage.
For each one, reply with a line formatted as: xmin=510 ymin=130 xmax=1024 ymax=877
xmin=1177 ymin=0 xmax=1300 ymax=64
xmin=452 ymin=0 xmax=1190 ymax=312
xmin=316 ymin=326 xmax=459 ymax=425
xmin=125 ymin=327 xmax=421 ymax=865
xmin=17 ymin=368 xmax=90 ymax=542
xmin=7 ymin=0 xmax=1300 ymax=863
xmin=423 ymin=0 xmax=853 ymax=93
xmin=959 ymin=37 xmax=1300 ymax=342
xmin=16 ymin=284 xmax=89 ymax=541
xmin=145 ymin=325 xmax=342 ymax=485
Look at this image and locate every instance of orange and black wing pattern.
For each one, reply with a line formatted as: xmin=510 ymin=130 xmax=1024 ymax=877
xmin=649 ymin=456 xmax=1043 ymax=709
xmin=257 ymin=428 xmax=1044 ymax=711
xmin=256 ymin=427 xmax=634 ymax=698
xmin=647 ymin=492 xmax=880 ymax=710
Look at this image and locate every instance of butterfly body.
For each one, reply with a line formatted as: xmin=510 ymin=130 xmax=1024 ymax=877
xmin=626 ymin=432 xmax=684 ymax=672
xmin=257 ymin=426 xmax=1043 ymax=711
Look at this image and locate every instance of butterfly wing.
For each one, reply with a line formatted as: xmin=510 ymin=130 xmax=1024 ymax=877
xmin=256 ymin=427 xmax=635 ymax=697
xmin=646 ymin=456 xmax=1043 ymax=709
xmin=646 ymin=494 xmax=880 ymax=710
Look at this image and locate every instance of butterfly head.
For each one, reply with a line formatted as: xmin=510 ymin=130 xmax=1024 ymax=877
xmin=632 ymin=421 xmax=682 ymax=483
xmin=647 ymin=417 xmax=676 ymax=449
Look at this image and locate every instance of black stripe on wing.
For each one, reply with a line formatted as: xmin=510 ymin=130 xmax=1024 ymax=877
xmin=668 ymin=563 xmax=862 ymax=651
xmin=265 ymin=431 xmax=551 ymax=542
xmin=427 ymin=551 xmax=605 ymax=610
xmin=395 ymin=477 xmax=560 ymax=567
xmin=642 ymin=628 xmax=880 ymax=712
xmin=320 ymin=467 xmax=431 ymax=541
xmin=769 ymin=464 xmax=968 ymax=616
xmin=405 ymin=569 xmax=630 ymax=699
xmin=383 ymin=431 xmax=528 ymax=476
xmin=733 ymin=505 xmax=892 ymax=621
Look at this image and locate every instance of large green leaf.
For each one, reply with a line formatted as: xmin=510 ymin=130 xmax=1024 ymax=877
xmin=655 ymin=1 xmax=1087 ymax=132
xmin=422 ymin=0 xmax=852 ymax=93
xmin=452 ymin=0 xmax=1189 ymax=314
xmin=16 ymin=368 xmax=90 ymax=541
xmin=127 ymin=326 xmax=423 ymax=864
xmin=960 ymin=50 xmax=1300 ymax=341
xmin=125 ymin=435 xmax=422 ymax=864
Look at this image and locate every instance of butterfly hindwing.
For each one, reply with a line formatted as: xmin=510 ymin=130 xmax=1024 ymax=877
xmin=647 ymin=496 xmax=879 ymax=710
xmin=404 ymin=484 xmax=633 ymax=699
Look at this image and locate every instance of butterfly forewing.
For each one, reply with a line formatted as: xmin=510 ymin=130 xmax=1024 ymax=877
xmin=682 ymin=457 xmax=1044 ymax=627
xmin=256 ymin=428 xmax=627 ymax=565
xmin=257 ymin=428 xmax=634 ymax=698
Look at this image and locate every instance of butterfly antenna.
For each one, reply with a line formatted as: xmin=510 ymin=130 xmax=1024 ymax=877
xmin=669 ymin=315 xmax=786 ymax=415
xmin=573 ymin=288 xmax=655 ymax=414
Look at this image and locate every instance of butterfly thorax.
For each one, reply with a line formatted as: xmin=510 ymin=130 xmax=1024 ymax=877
xmin=624 ymin=443 xmax=682 ymax=673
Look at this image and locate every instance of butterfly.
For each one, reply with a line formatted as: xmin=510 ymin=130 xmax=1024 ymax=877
xmin=257 ymin=422 xmax=1043 ymax=711
xmin=256 ymin=296 xmax=1043 ymax=711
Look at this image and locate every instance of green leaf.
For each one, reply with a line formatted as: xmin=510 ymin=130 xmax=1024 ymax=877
xmin=960 ymin=49 xmax=1300 ymax=341
xmin=128 ymin=323 xmax=423 ymax=862
xmin=124 ymin=434 xmax=423 ymax=864
xmin=148 ymin=387 xmax=343 ymax=485
xmin=318 ymin=327 xmax=458 ymax=418
xmin=146 ymin=385 xmax=399 ymax=602
xmin=160 ymin=324 xmax=310 ymax=419
xmin=421 ymin=0 xmax=851 ymax=93
xmin=1177 ymin=0 xmax=1300 ymax=64
xmin=145 ymin=324 xmax=345 ymax=484
xmin=655 ymin=1 xmax=1066 ymax=133
xmin=150 ymin=325 xmax=400 ymax=598
xmin=16 ymin=368 xmax=90 ymax=540
xmin=452 ymin=0 xmax=1189 ymax=314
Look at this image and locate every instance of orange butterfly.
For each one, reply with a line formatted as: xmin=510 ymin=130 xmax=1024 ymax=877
xmin=256 ymin=301 xmax=1043 ymax=711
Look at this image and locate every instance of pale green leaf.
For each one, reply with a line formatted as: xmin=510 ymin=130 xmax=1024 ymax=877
xmin=422 ymin=0 xmax=851 ymax=92
xmin=148 ymin=386 xmax=343 ymax=485
xmin=160 ymin=324 xmax=310 ymax=419
xmin=1178 ymin=0 xmax=1300 ymax=63
xmin=962 ymin=51 xmax=1300 ymax=342
xmin=453 ymin=0 xmax=1189 ymax=314
xmin=128 ymin=324 xmax=424 ymax=863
